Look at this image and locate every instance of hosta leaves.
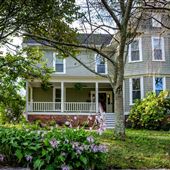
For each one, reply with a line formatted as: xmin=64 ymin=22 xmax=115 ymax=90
xmin=15 ymin=149 xmax=23 ymax=162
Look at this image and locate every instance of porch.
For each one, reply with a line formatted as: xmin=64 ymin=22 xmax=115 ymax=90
xmin=26 ymin=82 xmax=114 ymax=114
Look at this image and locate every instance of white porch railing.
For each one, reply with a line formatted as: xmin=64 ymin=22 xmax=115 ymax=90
xmin=64 ymin=102 xmax=96 ymax=112
xmin=28 ymin=102 xmax=61 ymax=112
xmin=28 ymin=102 xmax=96 ymax=113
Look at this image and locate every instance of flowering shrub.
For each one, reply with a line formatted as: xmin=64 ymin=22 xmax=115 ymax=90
xmin=0 ymin=126 xmax=107 ymax=169
xmin=128 ymin=91 xmax=170 ymax=130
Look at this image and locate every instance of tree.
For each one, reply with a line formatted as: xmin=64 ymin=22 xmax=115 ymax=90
xmin=0 ymin=0 xmax=79 ymax=44
xmin=24 ymin=0 xmax=170 ymax=140
xmin=0 ymin=48 xmax=53 ymax=122
xmin=0 ymin=0 xmax=79 ymax=122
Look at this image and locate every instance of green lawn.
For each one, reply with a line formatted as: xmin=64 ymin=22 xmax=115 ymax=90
xmin=97 ymin=129 xmax=170 ymax=169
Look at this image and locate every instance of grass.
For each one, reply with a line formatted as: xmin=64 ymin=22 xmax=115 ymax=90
xmin=97 ymin=129 xmax=170 ymax=169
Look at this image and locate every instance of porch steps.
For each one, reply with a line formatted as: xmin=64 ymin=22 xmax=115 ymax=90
xmin=104 ymin=113 xmax=115 ymax=129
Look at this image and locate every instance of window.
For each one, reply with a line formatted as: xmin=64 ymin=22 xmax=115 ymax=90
xmin=55 ymin=89 xmax=61 ymax=102
xmin=53 ymin=53 xmax=66 ymax=73
xmin=152 ymin=37 xmax=165 ymax=61
xmin=129 ymin=38 xmax=142 ymax=62
xmin=95 ymin=54 xmax=107 ymax=74
xmin=152 ymin=14 xmax=161 ymax=27
xmin=130 ymin=77 xmax=143 ymax=104
xmin=153 ymin=77 xmax=166 ymax=95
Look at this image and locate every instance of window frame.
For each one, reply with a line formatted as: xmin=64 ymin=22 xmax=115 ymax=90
xmin=129 ymin=77 xmax=144 ymax=105
xmin=95 ymin=54 xmax=108 ymax=74
xmin=151 ymin=37 xmax=165 ymax=61
xmin=153 ymin=76 xmax=166 ymax=94
xmin=128 ymin=38 xmax=142 ymax=63
xmin=53 ymin=52 xmax=66 ymax=74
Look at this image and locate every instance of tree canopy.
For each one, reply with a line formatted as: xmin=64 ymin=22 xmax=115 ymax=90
xmin=0 ymin=0 xmax=79 ymax=122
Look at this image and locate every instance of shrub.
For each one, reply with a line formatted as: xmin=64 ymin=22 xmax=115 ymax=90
xmin=0 ymin=126 xmax=107 ymax=170
xmin=0 ymin=95 xmax=25 ymax=124
xmin=128 ymin=91 xmax=170 ymax=130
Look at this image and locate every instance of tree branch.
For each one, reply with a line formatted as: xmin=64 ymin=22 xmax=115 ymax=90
xmin=101 ymin=0 xmax=121 ymax=29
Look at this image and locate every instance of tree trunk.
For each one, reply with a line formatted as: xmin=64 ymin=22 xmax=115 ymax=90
xmin=113 ymin=33 xmax=126 ymax=140
xmin=114 ymin=71 xmax=125 ymax=140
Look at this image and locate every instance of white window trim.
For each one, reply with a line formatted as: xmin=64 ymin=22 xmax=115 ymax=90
xmin=53 ymin=52 xmax=66 ymax=74
xmin=128 ymin=38 xmax=142 ymax=63
xmin=152 ymin=76 xmax=166 ymax=92
xmin=95 ymin=54 xmax=108 ymax=74
xmin=129 ymin=77 xmax=144 ymax=105
xmin=151 ymin=37 xmax=165 ymax=61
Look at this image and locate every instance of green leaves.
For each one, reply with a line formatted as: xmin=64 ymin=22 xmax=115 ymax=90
xmin=0 ymin=126 xmax=107 ymax=169
xmin=128 ymin=91 xmax=170 ymax=130
xmin=80 ymin=155 xmax=88 ymax=165
xmin=0 ymin=47 xmax=53 ymax=123
xmin=15 ymin=149 xmax=23 ymax=162
xmin=34 ymin=159 xmax=44 ymax=170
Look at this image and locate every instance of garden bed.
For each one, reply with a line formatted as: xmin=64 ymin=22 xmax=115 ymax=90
xmin=0 ymin=125 xmax=107 ymax=170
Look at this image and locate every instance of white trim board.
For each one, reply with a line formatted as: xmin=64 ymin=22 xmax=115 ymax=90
xmin=27 ymin=112 xmax=97 ymax=115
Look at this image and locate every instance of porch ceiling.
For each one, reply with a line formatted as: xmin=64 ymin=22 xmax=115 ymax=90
xmin=29 ymin=82 xmax=112 ymax=88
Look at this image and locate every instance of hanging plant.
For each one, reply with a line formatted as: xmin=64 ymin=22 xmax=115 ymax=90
xmin=74 ymin=83 xmax=83 ymax=91
xmin=41 ymin=82 xmax=52 ymax=91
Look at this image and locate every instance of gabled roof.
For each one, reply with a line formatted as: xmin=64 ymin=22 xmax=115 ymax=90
xmin=77 ymin=33 xmax=112 ymax=45
xmin=24 ymin=33 xmax=112 ymax=46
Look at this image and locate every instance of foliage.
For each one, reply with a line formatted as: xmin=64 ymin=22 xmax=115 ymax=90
xmin=0 ymin=126 xmax=107 ymax=170
xmin=128 ymin=91 xmax=170 ymax=130
xmin=0 ymin=0 xmax=79 ymax=45
xmin=0 ymin=96 xmax=25 ymax=124
xmin=97 ymin=129 xmax=170 ymax=169
xmin=0 ymin=48 xmax=53 ymax=123
xmin=0 ymin=0 xmax=80 ymax=124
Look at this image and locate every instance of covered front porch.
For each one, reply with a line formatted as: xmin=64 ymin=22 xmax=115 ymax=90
xmin=26 ymin=82 xmax=114 ymax=114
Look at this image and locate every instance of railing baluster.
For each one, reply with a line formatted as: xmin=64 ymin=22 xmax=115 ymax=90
xmin=30 ymin=102 xmax=97 ymax=113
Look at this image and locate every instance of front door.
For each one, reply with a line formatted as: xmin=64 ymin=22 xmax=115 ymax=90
xmin=91 ymin=91 xmax=113 ymax=113
xmin=99 ymin=93 xmax=106 ymax=112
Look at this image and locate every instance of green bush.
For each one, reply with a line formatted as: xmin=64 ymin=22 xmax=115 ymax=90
xmin=128 ymin=91 xmax=170 ymax=130
xmin=0 ymin=126 xmax=107 ymax=170
xmin=0 ymin=95 xmax=25 ymax=124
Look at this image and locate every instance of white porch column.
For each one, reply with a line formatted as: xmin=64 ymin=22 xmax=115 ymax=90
xmin=61 ymin=82 xmax=64 ymax=113
xmin=95 ymin=82 xmax=99 ymax=113
xmin=26 ymin=81 xmax=29 ymax=120
xmin=30 ymin=87 xmax=33 ymax=112
xmin=30 ymin=87 xmax=33 ymax=102
xmin=53 ymin=86 xmax=55 ymax=111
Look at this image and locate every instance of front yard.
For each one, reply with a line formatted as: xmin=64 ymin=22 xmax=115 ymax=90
xmin=0 ymin=124 xmax=170 ymax=169
xmin=99 ymin=129 xmax=170 ymax=169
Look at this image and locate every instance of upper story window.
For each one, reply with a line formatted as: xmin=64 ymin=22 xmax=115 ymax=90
xmin=152 ymin=37 xmax=165 ymax=61
xmin=53 ymin=53 xmax=66 ymax=73
xmin=152 ymin=14 xmax=161 ymax=28
xmin=95 ymin=54 xmax=107 ymax=74
xmin=129 ymin=38 xmax=142 ymax=62
xmin=129 ymin=77 xmax=143 ymax=105
xmin=153 ymin=77 xmax=166 ymax=95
